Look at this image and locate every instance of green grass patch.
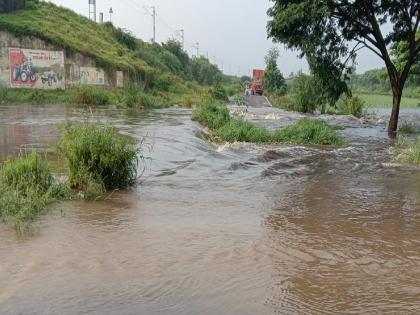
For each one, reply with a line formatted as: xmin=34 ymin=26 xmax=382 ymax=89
xmin=0 ymin=153 xmax=70 ymax=231
xmin=357 ymin=94 xmax=420 ymax=108
xmin=0 ymin=86 xmax=205 ymax=108
xmin=399 ymin=123 xmax=417 ymax=134
xmin=57 ymin=123 xmax=141 ymax=200
xmin=192 ymin=100 xmax=344 ymax=145
xmin=395 ymin=137 xmax=420 ymax=165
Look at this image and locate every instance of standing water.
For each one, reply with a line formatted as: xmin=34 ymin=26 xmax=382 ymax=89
xmin=1 ymin=104 xmax=420 ymax=314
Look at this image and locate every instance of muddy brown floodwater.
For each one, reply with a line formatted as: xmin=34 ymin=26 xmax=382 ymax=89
xmin=1 ymin=103 xmax=420 ymax=314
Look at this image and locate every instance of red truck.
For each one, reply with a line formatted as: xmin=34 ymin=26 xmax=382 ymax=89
xmin=251 ymin=69 xmax=264 ymax=95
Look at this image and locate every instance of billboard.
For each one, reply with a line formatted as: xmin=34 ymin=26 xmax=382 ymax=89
xmin=9 ymin=48 xmax=65 ymax=89
xmin=80 ymin=67 xmax=105 ymax=85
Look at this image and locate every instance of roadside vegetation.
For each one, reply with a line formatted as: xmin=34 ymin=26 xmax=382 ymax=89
xmin=192 ymin=100 xmax=344 ymax=145
xmin=0 ymin=153 xmax=70 ymax=231
xmin=0 ymin=0 xmax=238 ymax=107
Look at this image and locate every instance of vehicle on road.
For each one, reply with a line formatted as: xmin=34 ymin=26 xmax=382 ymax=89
xmin=251 ymin=69 xmax=264 ymax=96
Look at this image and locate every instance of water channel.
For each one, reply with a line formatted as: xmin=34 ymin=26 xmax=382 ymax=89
xmin=1 ymin=103 xmax=420 ymax=314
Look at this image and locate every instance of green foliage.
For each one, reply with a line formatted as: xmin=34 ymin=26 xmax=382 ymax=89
xmin=273 ymin=119 xmax=344 ymax=145
xmin=293 ymin=73 xmax=321 ymax=113
xmin=190 ymin=57 xmax=223 ymax=85
xmin=395 ymin=137 xmax=420 ymax=165
xmin=337 ymin=96 xmax=365 ymax=118
xmin=207 ymin=84 xmax=228 ymax=101
xmin=268 ymin=94 xmax=296 ymax=111
xmin=264 ymin=47 xmax=287 ymax=94
xmin=356 ymin=94 xmax=420 ymax=109
xmin=71 ymin=86 xmax=110 ymax=105
xmin=399 ymin=123 xmax=416 ymax=134
xmin=0 ymin=153 xmax=69 ymax=230
xmin=192 ymin=100 xmax=343 ymax=145
xmin=267 ymin=0 xmax=420 ymax=132
xmin=57 ymin=123 xmax=140 ymax=199
xmin=0 ymin=0 xmax=215 ymax=98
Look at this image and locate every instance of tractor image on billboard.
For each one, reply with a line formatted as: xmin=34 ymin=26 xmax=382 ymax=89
xmin=12 ymin=58 xmax=38 ymax=83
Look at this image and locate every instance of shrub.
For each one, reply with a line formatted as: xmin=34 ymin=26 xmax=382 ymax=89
xmin=57 ymin=123 xmax=140 ymax=199
xmin=343 ymin=96 xmax=365 ymax=118
xmin=71 ymin=86 xmax=110 ymax=105
xmin=192 ymin=100 xmax=344 ymax=145
xmin=395 ymin=137 xmax=420 ymax=165
xmin=207 ymin=84 xmax=228 ymax=101
xmin=399 ymin=123 xmax=416 ymax=134
xmin=293 ymin=74 xmax=320 ymax=113
xmin=0 ymin=153 xmax=69 ymax=230
xmin=269 ymin=94 xmax=296 ymax=111
xmin=273 ymin=119 xmax=344 ymax=145
xmin=191 ymin=100 xmax=231 ymax=130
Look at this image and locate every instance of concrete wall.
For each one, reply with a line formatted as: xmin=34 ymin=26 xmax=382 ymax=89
xmin=0 ymin=30 xmax=124 ymax=89
xmin=0 ymin=0 xmax=26 ymax=13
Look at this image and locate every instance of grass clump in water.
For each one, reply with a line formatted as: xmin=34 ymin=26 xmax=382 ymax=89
xmin=57 ymin=123 xmax=140 ymax=200
xmin=273 ymin=119 xmax=344 ymax=145
xmin=0 ymin=153 xmax=70 ymax=230
xmin=395 ymin=137 xmax=420 ymax=165
xmin=192 ymin=100 xmax=344 ymax=145
xmin=399 ymin=123 xmax=417 ymax=134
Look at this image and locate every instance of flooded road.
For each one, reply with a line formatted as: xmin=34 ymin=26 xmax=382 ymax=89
xmin=1 ymin=104 xmax=420 ymax=314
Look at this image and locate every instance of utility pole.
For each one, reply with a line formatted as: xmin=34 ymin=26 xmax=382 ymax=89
xmin=177 ymin=29 xmax=185 ymax=49
xmin=88 ymin=0 xmax=96 ymax=22
xmin=109 ymin=7 xmax=113 ymax=23
xmin=144 ymin=6 xmax=156 ymax=43
xmin=192 ymin=42 xmax=199 ymax=58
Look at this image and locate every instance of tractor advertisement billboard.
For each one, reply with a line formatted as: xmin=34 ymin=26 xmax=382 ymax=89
xmin=9 ymin=48 xmax=65 ymax=89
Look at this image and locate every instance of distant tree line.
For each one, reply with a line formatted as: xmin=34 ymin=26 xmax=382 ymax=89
xmin=105 ymin=23 xmax=225 ymax=86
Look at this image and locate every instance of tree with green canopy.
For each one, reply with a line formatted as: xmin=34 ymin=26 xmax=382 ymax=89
xmin=267 ymin=0 xmax=420 ymax=134
xmin=264 ymin=47 xmax=287 ymax=94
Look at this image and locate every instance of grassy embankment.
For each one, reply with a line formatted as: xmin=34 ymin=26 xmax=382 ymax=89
xmin=356 ymin=94 xmax=420 ymax=109
xmin=192 ymin=100 xmax=344 ymax=145
xmin=0 ymin=0 xmax=204 ymax=107
xmin=0 ymin=123 xmax=140 ymax=230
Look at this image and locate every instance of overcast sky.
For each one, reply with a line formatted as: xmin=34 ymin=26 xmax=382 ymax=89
xmin=47 ymin=0 xmax=384 ymax=76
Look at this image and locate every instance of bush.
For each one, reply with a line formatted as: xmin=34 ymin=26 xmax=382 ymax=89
xmin=192 ymin=100 xmax=344 ymax=145
xmin=208 ymin=84 xmax=228 ymax=101
xmin=399 ymin=123 xmax=416 ymax=134
xmin=268 ymin=94 xmax=296 ymax=111
xmin=293 ymin=73 xmax=320 ymax=113
xmin=71 ymin=86 xmax=110 ymax=105
xmin=192 ymin=100 xmax=231 ymax=130
xmin=343 ymin=96 xmax=365 ymax=118
xmin=395 ymin=137 xmax=420 ymax=165
xmin=57 ymin=123 xmax=140 ymax=199
xmin=273 ymin=119 xmax=344 ymax=145
xmin=0 ymin=153 xmax=69 ymax=230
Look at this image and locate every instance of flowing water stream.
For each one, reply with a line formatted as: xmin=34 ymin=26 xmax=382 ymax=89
xmin=1 ymin=103 xmax=420 ymax=314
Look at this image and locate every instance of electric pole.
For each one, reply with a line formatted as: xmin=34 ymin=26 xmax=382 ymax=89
xmin=192 ymin=42 xmax=199 ymax=58
xmin=177 ymin=29 xmax=185 ymax=49
xmin=144 ymin=6 xmax=156 ymax=43
xmin=109 ymin=7 xmax=113 ymax=23
xmin=88 ymin=0 xmax=96 ymax=22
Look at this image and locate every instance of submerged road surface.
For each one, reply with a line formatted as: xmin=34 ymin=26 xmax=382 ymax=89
xmin=1 ymin=104 xmax=420 ymax=314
